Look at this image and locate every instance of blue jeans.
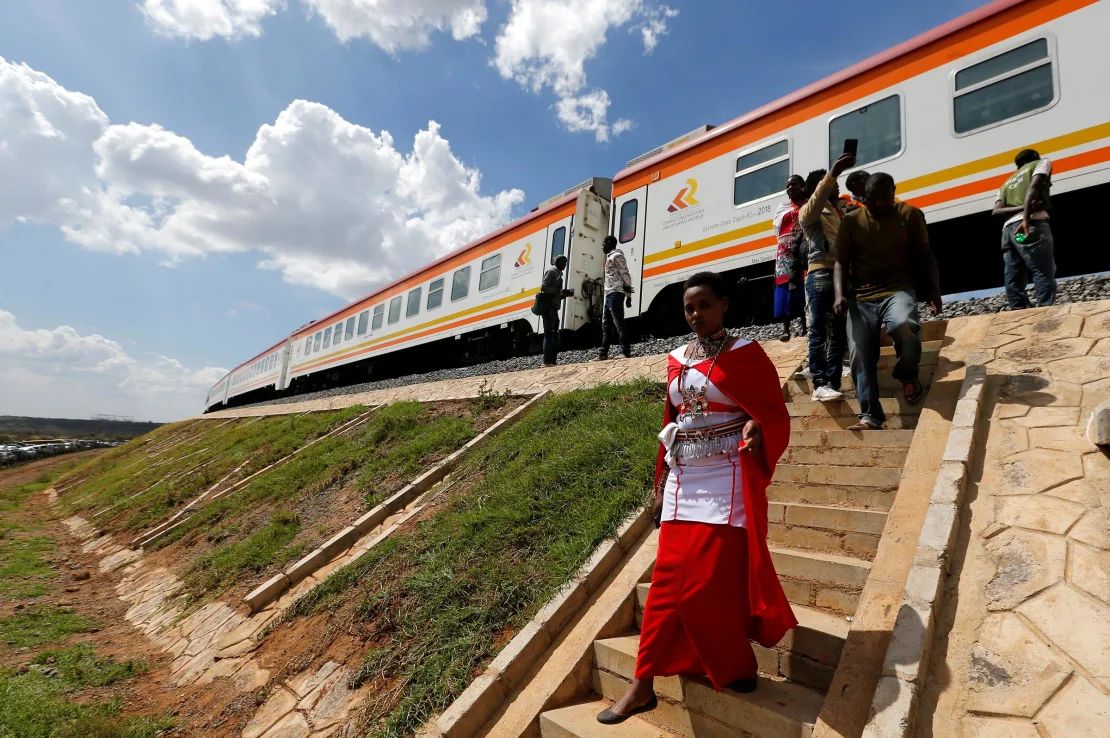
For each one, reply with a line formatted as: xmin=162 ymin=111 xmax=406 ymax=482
xmin=805 ymin=270 xmax=847 ymax=390
xmin=847 ymin=291 xmax=921 ymax=426
xmin=542 ymin=306 xmax=559 ymax=364
xmin=600 ymin=292 xmax=631 ymax=358
xmin=1002 ymin=220 xmax=1056 ymax=309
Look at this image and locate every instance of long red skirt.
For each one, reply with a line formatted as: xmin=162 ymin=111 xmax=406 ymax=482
xmin=635 ymin=520 xmax=757 ymax=689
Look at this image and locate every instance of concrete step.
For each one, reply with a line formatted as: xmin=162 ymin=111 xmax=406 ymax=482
xmin=634 ymin=584 xmax=848 ymax=691
xmin=771 ymin=547 xmax=872 ymax=616
xmin=594 ymin=635 xmax=823 ymax=738
xmin=768 ymin=481 xmax=897 ymax=511
xmin=540 ymin=700 xmax=677 ymax=738
xmin=789 ymin=413 xmax=917 ymax=430
xmin=772 ymin=463 xmax=902 ymax=489
xmin=780 ymin=444 xmax=909 ymax=468
xmin=768 ymin=503 xmax=888 ymax=560
xmin=785 ymin=363 xmax=937 ymax=401
xmin=788 ymin=429 xmax=915 ymax=448
xmin=787 ymin=397 xmax=919 ymax=420
xmin=770 ymin=547 xmax=871 ymax=591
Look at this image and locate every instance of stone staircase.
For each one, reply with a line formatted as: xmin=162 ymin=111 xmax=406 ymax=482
xmin=538 ymin=340 xmax=941 ymax=738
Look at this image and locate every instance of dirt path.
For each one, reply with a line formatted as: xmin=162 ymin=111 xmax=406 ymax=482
xmin=0 ymin=451 xmax=212 ymax=734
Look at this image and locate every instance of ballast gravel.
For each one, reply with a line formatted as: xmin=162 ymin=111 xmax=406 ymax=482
xmin=236 ymin=273 xmax=1109 ymax=411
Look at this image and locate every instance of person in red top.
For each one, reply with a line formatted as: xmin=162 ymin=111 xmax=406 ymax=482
xmin=772 ymin=175 xmax=808 ymax=342
xmin=597 ymin=271 xmax=796 ymax=725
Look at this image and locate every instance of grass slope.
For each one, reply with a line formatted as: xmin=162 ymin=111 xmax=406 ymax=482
xmin=58 ymin=408 xmax=365 ymax=534
xmin=175 ymin=401 xmax=484 ymax=601
xmin=285 ymin=381 xmax=662 ymax=737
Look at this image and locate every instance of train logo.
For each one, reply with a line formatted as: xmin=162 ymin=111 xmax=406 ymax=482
xmin=514 ymin=242 xmax=533 ymax=268
xmin=667 ymin=178 xmax=700 ymax=212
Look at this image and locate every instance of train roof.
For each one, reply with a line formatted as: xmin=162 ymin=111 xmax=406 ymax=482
xmin=287 ymin=179 xmax=607 ymax=339
xmin=613 ymin=0 xmax=1047 ymax=190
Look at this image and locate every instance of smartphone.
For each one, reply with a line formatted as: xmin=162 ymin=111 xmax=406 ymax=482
xmin=843 ymin=138 xmax=859 ymax=157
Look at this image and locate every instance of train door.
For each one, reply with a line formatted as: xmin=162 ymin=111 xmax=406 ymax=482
xmin=612 ymin=185 xmax=647 ymax=316
xmin=277 ymin=339 xmax=292 ymax=391
xmin=563 ymin=188 xmax=609 ymax=330
xmin=543 ymin=215 xmax=574 ymax=329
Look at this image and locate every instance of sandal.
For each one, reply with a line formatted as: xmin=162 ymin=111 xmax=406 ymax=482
xmin=848 ymin=418 xmax=884 ymax=431
xmin=596 ymin=694 xmax=658 ymax=724
xmin=903 ymin=380 xmax=924 ymax=406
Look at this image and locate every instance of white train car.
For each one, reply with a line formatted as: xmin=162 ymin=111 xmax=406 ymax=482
xmin=273 ymin=179 xmax=610 ymax=396
xmin=210 ymin=338 xmax=291 ymax=408
xmin=613 ymin=0 xmax=1110 ymax=325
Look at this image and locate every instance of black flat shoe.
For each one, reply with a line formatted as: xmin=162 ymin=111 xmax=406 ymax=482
xmin=728 ymin=677 xmax=758 ymax=693
xmin=596 ymin=694 xmax=658 ymax=724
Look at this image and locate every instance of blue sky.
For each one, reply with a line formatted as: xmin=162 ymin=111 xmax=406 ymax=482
xmin=0 ymin=0 xmax=983 ymax=421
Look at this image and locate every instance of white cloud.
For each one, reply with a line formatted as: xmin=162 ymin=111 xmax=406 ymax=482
xmin=493 ymin=0 xmax=677 ymax=141
xmin=140 ymin=0 xmax=283 ymax=40
xmin=0 ymin=310 xmax=225 ymax=421
xmin=637 ymin=4 xmax=678 ymax=54
xmin=139 ymin=0 xmax=487 ymax=49
xmin=303 ymin=0 xmax=487 ymax=51
xmin=0 ymin=56 xmax=524 ymax=299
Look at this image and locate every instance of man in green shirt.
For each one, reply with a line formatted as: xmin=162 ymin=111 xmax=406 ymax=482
xmin=833 ymin=173 xmax=941 ymax=430
xmin=991 ymin=148 xmax=1055 ymax=309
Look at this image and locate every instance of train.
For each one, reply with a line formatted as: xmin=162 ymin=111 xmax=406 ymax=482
xmin=206 ymin=0 xmax=1110 ymax=411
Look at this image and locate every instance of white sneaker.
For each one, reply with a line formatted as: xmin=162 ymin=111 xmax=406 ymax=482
xmin=842 ymin=365 xmax=851 ymax=377
xmin=812 ymin=385 xmax=845 ymax=402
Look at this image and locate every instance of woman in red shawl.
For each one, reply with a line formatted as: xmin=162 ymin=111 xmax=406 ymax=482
xmin=598 ymin=271 xmax=796 ymax=725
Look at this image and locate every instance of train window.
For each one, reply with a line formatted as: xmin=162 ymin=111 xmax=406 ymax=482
xmin=334 ymin=323 xmax=344 ymax=343
xmin=618 ymin=201 xmax=637 ymax=243
xmin=479 ymin=254 xmax=501 ymax=291
xmin=734 ymin=140 xmax=790 ymax=206
xmin=451 ymin=266 xmax=471 ymax=301
xmin=427 ymin=278 xmax=444 ymax=310
xmin=323 ymin=326 xmax=332 ymax=348
xmin=953 ymin=39 xmax=1054 ymax=134
xmin=372 ymin=304 xmax=384 ymax=330
xmin=357 ymin=310 xmax=369 ymax=336
xmin=550 ymin=227 xmax=566 ymax=263
xmin=313 ymin=332 xmax=322 ymax=352
xmin=388 ymin=295 xmax=403 ymax=324
xmin=343 ymin=317 xmax=354 ymax=341
xmin=828 ymin=95 xmax=902 ymax=167
xmin=305 ymin=337 xmax=313 ymax=355
xmin=407 ymin=287 xmax=422 ymax=317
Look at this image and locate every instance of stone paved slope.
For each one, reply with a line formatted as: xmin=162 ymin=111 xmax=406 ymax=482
xmin=914 ymin=302 xmax=1110 ymax=738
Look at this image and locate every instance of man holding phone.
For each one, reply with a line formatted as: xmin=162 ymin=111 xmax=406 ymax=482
xmin=798 ymin=150 xmax=855 ymax=401
xmin=833 ymin=172 xmax=941 ymax=430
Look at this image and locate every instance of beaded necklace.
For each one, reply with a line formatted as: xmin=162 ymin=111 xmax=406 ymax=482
xmin=678 ymin=328 xmax=729 ymax=421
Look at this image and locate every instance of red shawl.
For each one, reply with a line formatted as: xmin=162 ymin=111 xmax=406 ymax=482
xmin=653 ymin=339 xmax=797 ymax=647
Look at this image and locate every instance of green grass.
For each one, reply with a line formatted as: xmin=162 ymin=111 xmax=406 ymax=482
xmin=284 ymin=381 xmax=663 ymax=737
xmin=0 ymin=472 xmax=74 ymax=601
xmin=57 ymin=408 xmax=366 ymax=534
xmin=0 ymin=645 xmax=171 ymax=738
xmin=182 ymin=510 xmax=305 ymax=596
xmin=0 ymin=607 xmax=100 ymax=649
xmin=0 ymin=534 xmax=54 ymax=598
xmin=30 ymin=645 xmax=147 ymax=690
xmin=173 ymin=402 xmax=481 ymax=602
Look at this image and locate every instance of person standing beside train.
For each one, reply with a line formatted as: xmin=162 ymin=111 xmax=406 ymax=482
xmin=799 ymin=153 xmax=854 ymax=402
xmin=833 ymin=173 xmax=941 ymax=430
xmin=772 ymin=175 xmax=808 ymax=342
xmin=992 ymin=148 xmax=1056 ymax=309
xmin=538 ymin=255 xmax=574 ymax=366
xmin=598 ymin=235 xmax=634 ymax=360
